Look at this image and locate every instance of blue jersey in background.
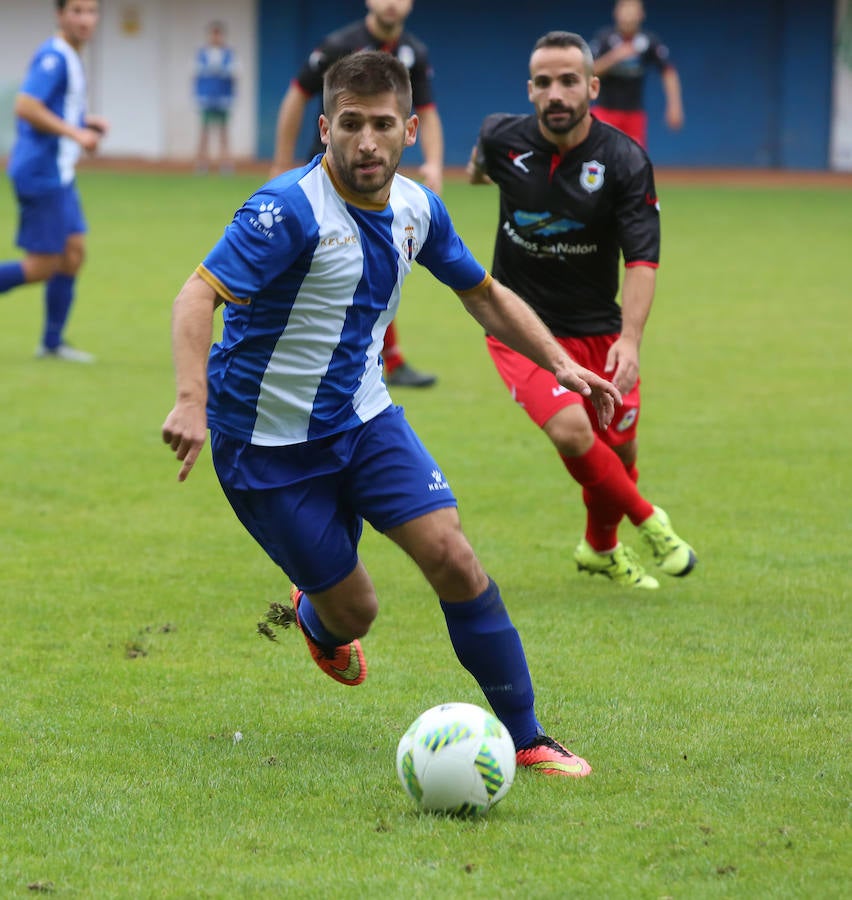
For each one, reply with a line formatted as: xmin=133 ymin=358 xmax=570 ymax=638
xmin=8 ymin=37 xmax=87 ymax=195
xmin=195 ymin=45 xmax=236 ymax=111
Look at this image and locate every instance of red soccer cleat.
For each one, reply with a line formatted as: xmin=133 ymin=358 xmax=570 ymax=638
xmin=516 ymin=735 xmax=592 ymax=777
xmin=291 ymin=586 xmax=367 ymax=686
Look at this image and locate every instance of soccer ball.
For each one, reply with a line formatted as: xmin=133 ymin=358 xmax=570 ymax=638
xmin=395 ymin=702 xmax=516 ymax=815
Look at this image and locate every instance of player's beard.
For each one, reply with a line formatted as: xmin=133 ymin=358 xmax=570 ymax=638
xmin=373 ymin=13 xmax=399 ymax=33
xmin=332 ymin=145 xmax=404 ymax=197
xmin=541 ymin=98 xmax=589 ymax=135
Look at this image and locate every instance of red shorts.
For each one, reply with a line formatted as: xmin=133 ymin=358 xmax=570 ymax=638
xmin=592 ymin=108 xmax=647 ymax=148
xmin=486 ymin=334 xmax=640 ymax=447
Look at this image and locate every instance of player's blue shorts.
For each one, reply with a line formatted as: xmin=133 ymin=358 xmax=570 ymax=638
xmin=210 ymin=405 xmax=458 ymax=593
xmin=15 ymin=182 xmax=86 ymax=254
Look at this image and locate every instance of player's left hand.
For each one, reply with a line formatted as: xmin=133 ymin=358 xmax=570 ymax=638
xmin=665 ymin=105 xmax=684 ymax=131
xmin=604 ymin=337 xmax=640 ymax=395
xmin=418 ymin=162 xmax=443 ymax=194
xmin=555 ymin=362 xmax=622 ymax=431
xmin=612 ymin=40 xmax=638 ymax=62
xmin=85 ymin=115 xmax=110 ymax=137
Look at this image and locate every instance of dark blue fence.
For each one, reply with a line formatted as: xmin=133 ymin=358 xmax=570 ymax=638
xmin=257 ymin=0 xmax=836 ymax=169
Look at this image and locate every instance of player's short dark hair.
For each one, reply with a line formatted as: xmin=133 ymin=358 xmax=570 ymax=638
xmin=531 ymin=31 xmax=595 ymax=76
xmin=56 ymin=0 xmax=96 ymax=9
xmin=323 ymin=51 xmax=413 ymax=118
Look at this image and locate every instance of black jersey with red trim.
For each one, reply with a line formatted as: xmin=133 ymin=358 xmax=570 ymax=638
xmin=589 ymin=27 xmax=673 ymax=111
xmin=294 ymin=20 xmax=435 ymax=109
xmin=473 ymin=114 xmax=660 ymax=337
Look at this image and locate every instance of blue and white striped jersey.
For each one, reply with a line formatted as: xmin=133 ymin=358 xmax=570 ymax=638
xmin=8 ymin=37 xmax=87 ymax=194
xmin=199 ymin=156 xmax=489 ymax=446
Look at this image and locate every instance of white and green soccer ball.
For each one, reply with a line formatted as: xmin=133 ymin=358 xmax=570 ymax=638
xmin=395 ymin=702 xmax=516 ymax=815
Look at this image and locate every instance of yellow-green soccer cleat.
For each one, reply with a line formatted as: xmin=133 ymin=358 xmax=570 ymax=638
xmin=638 ymin=506 xmax=697 ymax=577
xmin=574 ymin=539 xmax=659 ymax=589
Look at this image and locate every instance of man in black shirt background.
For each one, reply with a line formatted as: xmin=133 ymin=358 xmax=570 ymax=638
xmin=469 ymin=30 xmax=695 ymax=589
xmin=271 ymin=0 xmax=442 ymax=388
xmin=590 ymin=0 xmax=683 ymax=149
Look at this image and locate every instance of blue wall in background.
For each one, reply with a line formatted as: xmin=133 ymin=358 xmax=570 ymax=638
xmin=257 ymin=0 xmax=836 ymax=169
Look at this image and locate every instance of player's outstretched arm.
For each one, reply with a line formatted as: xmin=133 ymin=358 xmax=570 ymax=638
xmin=592 ymin=40 xmax=637 ymax=76
xmin=457 ymin=277 xmax=621 ymax=429
xmin=662 ymin=67 xmax=684 ymax=130
xmin=271 ymin=84 xmax=309 ymax=177
xmin=416 ymin=106 xmax=444 ymax=194
xmin=84 ymin=114 xmax=109 ymax=136
xmin=15 ymin=93 xmax=102 ymax=151
xmin=466 ymin=145 xmax=491 ymax=185
xmin=161 ymin=272 xmax=219 ymax=482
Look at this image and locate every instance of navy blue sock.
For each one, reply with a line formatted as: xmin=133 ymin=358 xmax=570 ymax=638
xmin=43 ymin=274 xmax=75 ymax=349
xmin=441 ymin=578 xmax=542 ymax=749
xmin=0 ymin=261 xmax=26 ymax=293
xmin=296 ymin=590 xmax=348 ymax=648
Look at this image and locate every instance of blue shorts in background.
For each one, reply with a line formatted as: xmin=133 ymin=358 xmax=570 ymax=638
xmin=15 ymin=182 xmax=86 ymax=254
xmin=211 ymin=405 xmax=458 ymax=593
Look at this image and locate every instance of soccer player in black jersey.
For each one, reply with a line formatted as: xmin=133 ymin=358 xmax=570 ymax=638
xmin=468 ymin=30 xmax=696 ymax=589
xmin=590 ymin=0 xmax=683 ymax=148
xmin=271 ymin=0 xmax=441 ymax=388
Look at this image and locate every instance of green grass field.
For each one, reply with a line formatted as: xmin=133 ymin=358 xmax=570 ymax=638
xmin=0 ymin=169 xmax=848 ymax=898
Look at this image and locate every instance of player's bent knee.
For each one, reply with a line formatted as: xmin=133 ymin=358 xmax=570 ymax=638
xmin=543 ymin=407 xmax=595 ymax=456
xmin=61 ymin=246 xmax=85 ymax=276
xmin=22 ymin=254 xmax=61 ymax=283
xmin=418 ymin=533 xmax=485 ymax=598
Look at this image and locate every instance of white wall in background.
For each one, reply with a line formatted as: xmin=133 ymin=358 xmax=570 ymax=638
xmin=831 ymin=0 xmax=852 ymax=169
xmin=0 ymin=0 xmax=257 ymax=159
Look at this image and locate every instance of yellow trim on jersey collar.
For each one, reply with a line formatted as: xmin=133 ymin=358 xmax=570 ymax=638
xmin=322 ymin=155 xmax=389 ymax=211
xmin=196 ymin=264 xmax=250 ymax=305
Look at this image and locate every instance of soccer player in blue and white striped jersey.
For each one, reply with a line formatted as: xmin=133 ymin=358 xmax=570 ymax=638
xmin=163 ymin=51 xmax=620 ymax=777
xmin=0 ymin=0 xmax=107 ymax=362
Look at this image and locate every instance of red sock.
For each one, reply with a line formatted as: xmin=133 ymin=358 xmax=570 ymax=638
xmin=562 ymin=437 xmax=654 ymax=551
xmin=382 ymin=320 xmax=404 ymax=374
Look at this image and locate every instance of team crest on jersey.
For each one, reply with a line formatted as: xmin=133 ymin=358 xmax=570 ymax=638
xmin=580 ymin=161 xmax=606 ymax=193
xmin=397 ymin=44 xmax=416 ymax=68
xmin=401 ymin=224 xmax=420 ymax=261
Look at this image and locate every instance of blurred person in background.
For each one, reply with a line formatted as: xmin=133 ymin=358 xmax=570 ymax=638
xmin=469 ymin=31 xmax=696 ymax=589
xmin=0 ymin=0 xmax=107 ymax=362
xmin=590 ymin=0 xmax=683 ymax=149
xmin=271 ymin=0 xmax=440 ymax=388
xmin=194 ymin=20 xmax=238 ymax=174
